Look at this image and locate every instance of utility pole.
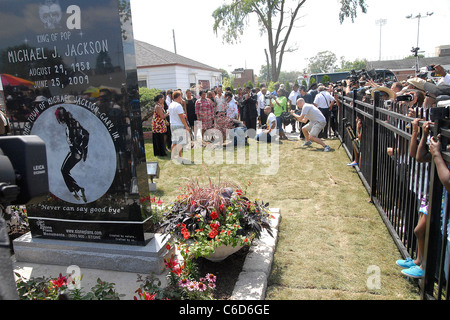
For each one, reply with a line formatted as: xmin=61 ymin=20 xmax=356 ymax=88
xmin=375 ymin=19 xmax=387 ymax=61
xmin=406 ymin=12 xmax=434 ymax=73
xmin=173 ymin=29 xmax=177 ymax=54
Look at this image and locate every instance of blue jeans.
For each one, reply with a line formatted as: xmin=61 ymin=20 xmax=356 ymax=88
xmin=256 ymin=132 xmax=272 ymax=143
xmin=276 ymin=116 xmax=284 ymax=133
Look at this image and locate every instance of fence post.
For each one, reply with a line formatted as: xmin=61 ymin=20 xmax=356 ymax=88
xmin=421 ymin=120 xmax=444 ymax=299
xmin=370 ymin=92 xmax=380 ymax=200
xmin=352 ymin=89 xmax=357 ymax=128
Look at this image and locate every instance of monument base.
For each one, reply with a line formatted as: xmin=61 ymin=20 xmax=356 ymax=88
xmin=13 ymin=232 xmax=173 ymax=275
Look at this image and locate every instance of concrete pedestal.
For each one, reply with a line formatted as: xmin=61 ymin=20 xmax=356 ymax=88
xmin=13 ymin=232 xmax=172 ymax=275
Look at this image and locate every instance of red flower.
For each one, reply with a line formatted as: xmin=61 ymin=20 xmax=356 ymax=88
xmin=166 ymin=244 xmax=171 ymax=251
xmin=164 ymin=256 xmax=178 ymax=269
xmin=210 ymin=221 xmax=220 ymax=230
xmin=156 ymin=198 xmax=164 ymax=206
xmin=138 ymin=291 xmax=157 ymax=300
xmin=219 ymin=204 xmax=225 ymax=212
xmin=208 ymin=229 xmax=218 ymax=239
xmin=50 ymin=274 xmax=67 ymax=288
xmin=210 ymin=211 xmax=218 ymax=220
xmin=150 ymin=197 xmax=156 ymax=203
xmin=170 ymin=263 xmax=184 ymax=277
xmin=235 ymin=189 xmax=243 ymax=196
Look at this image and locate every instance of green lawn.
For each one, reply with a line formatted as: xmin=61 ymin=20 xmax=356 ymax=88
xmin=144 ymin=135 xmax=420 ymax=300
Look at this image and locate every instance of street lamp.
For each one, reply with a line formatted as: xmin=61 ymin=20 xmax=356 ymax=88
xmin=406 ymin=12 xmax=434 ymax=73
xmin=375 ymin=19 xmax=387 ymax=61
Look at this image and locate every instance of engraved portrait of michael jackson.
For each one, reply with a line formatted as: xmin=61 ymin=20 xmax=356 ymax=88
xmin=30 ymin=103 xmax=117 ymax=205
xmin=55 ymin=107 xmax=89 ymax=202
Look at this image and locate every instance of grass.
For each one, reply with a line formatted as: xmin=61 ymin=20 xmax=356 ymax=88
xmin=144 ymin=134 xmax=420 ymax=300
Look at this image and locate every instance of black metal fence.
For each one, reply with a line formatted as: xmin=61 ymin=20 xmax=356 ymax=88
xmin=336 ymin=90 xmax=450 ymax=300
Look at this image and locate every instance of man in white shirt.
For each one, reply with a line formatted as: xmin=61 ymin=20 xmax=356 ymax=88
xmin=313 ymin=86 xmax=335 ymax=139
xmin=257 ymin=86 xmax=268 ymax=128
xmin=288 ymin=84 xmax=301 ymax=133
xmin=291 ymin=98 xmax=331 ymax=152
xmin=256 ymin=106 xmax=278 ymax=144
xmin=168 ymin=91 xmax=192 ymax=163
xmin=215 ymin=87 xmax=227 ymax=113
xmin=225 ymin=92 xmax=238 ymax=119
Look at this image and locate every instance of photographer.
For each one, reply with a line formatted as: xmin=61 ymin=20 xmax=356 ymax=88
xmin=408 ymin=65 xmax=450 ymax=98
xmin=313 ymin=85 xmax=335 ymax=139
xmin=288 ymin=83 xmax=301 ymax=133
xmin=270 ymin=88 xmax=289 ymax=140
xmin=290 ymin=98 xmax=331 ymax=152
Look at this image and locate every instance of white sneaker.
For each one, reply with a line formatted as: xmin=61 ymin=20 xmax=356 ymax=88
xmin=302 ymin=140 xmax=312 ymax=147
xmin=323 ymin=145 xmax=331 ymax=152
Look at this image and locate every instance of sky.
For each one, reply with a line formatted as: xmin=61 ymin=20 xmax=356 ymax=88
xmin=129 ymin=0 xmax=450 ymax=76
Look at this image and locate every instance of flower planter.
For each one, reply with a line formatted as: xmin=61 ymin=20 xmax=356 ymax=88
xmin=205 ymin=244 xmax=243 ymax=262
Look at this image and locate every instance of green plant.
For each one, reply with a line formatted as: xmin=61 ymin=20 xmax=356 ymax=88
xmin=140 ymin=195 xmax=165 ymax=226
xmin=15 ymin=273 xmax=124 ymax=300
xmin=159 ymin=178 xmax=273 ymax=260
xmin=135 ymin=254 xmax=216 ymax=300
xmin=139 ymin=87 xmax=161 ymax=122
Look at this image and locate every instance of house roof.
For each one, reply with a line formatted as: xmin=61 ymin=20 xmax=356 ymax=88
xmin=367 ymin=56 xmax=450 ymax=71
xmin=134 ymin=40 xmax=221 ymax=73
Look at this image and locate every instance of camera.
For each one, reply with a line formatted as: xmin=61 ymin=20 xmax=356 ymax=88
xmin=264 ymin=93 xmax=273 ymax=106
xmin=430 ymin=107 xmax=449 ymax=122
xmin=396 ymin=94 xmax=414 ymax=102
xmin=0 ymin=135 xmax=49 ymax=206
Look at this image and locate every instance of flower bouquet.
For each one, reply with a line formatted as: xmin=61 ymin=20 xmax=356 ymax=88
xmin=159 ymin=178 xmax=273 ymax=261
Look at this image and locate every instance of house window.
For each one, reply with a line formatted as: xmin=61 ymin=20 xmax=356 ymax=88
xmin=138 ymin=80 xmax=147 ymax=88
xmin=198 ymin=80 xmax=210 ymax=90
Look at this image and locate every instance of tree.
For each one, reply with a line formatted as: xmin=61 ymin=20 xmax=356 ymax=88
xmin=220 ymin=68 xmax=230 ymax=80
xmin=306 ymin=51 xmax=338 ymax=74
xmin=338 ymin=57 xmax=368 ymax=71
xmin=139 ymin=87 xmax=161 ymax=122
xmin=212 ymin=0 xmax=367 ymax=82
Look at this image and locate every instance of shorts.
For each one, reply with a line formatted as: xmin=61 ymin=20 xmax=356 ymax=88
xmin=419 ymin=196 xmax=428 ymax=216
xmin=170 ymin=125 xmax=188 ymax=145
xmin=303 ymin=121 xmax=326 ymax=137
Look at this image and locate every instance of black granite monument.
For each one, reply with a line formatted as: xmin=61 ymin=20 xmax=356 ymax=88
xmin=0 ymin=0 xmax=151 ymax=246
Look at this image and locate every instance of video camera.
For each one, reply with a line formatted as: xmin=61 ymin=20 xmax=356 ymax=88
xmin=264 ymin=93 xmax=273 ymax=107
xmin=396 ymin=93 xmax=414 ymax=102
xmin=0 ymin=135 xmax=48 ymax=300
xmin=0 ymin=135 xmax=49 ymax=207
xmin=430 ymin=107 xmax=449 ymax=122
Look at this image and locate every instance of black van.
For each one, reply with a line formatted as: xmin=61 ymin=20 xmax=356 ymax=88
xmin=302 ymin=69 xmax=398 ymax=86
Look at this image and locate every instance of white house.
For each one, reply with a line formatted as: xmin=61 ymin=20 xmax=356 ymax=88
xmin=135 ymin=40 xmax=222 ymax=91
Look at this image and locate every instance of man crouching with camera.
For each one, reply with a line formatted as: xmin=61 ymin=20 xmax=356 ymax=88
xmin=290 ymin=98 xmax=331 ymax=152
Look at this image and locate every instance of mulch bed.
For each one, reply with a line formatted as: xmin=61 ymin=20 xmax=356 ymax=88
xmin=196 ymin=245 xmax=250 ymax=300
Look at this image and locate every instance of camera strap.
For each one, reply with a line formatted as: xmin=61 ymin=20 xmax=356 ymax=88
xmin=321 ymin=93 xmax=330 ymax=107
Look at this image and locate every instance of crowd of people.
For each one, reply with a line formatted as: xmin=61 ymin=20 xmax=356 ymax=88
xmin=333 ymin=64 xmax=450 ymax=280
xmin=151 ymin=81 xmax=343 ymax=160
